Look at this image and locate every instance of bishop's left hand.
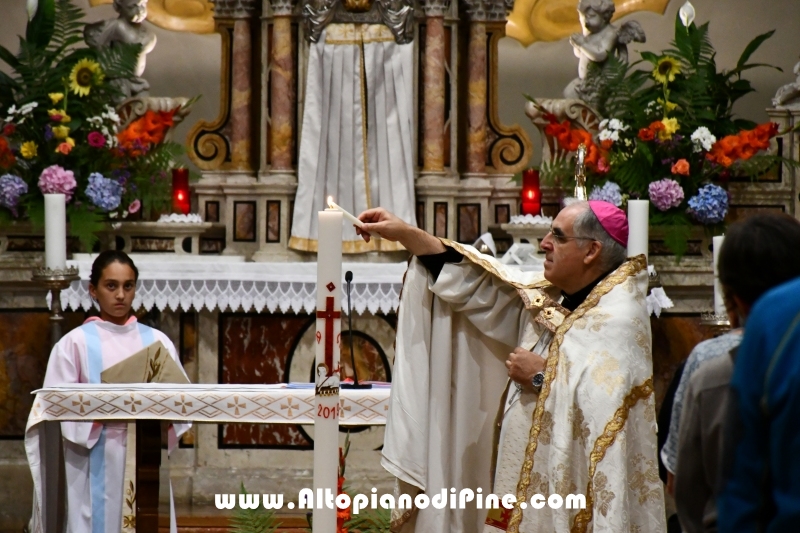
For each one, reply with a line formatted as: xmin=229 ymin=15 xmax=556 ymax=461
xmin=506 ymin=347 xmax=546 ymax=391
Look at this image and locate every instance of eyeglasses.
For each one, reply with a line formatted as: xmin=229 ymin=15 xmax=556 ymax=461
xmin=547 ymin=227 xmax=596 ymax=246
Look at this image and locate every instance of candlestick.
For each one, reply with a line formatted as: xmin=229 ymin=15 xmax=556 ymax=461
xmin=44 ymin=194 xmax=67 ymax=269
xmin=574 ymin=144 xmax=587 ymax=201
xmin=314 ymin=208 xmax=342 ymax=533
xmin=327 ymin=197 xmax=364 ymax=228
xmin=713 ymin=235 xmax=725 ymax=316
xmin=627 ymin=200 xmax=649 ymax=260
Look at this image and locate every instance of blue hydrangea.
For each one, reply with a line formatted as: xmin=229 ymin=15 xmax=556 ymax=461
xmin=687 ymin=184 xmax=728 ymax=224
xmin=85 ymin=172 xmax=124 ymax=211
xmin=0 ymin=174 xmax=28 ymax=216
xmin=589 ymin=181 xmax=623 ymax=207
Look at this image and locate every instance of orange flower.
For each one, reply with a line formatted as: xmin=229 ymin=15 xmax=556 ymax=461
xmin=638 ymin=128 xmax=655 ymax=141
xmin=671 ymin=158 xmax=690 ymax=175
xmin=116 ymin=108 xmax=178 ymax=156
xmin=600 ymin=139 xmax=613 ymax=150
xmin=0 ymin=137 xmax=16 ymax=169
xmin=648 ymin=121 xmax=666 ymax=132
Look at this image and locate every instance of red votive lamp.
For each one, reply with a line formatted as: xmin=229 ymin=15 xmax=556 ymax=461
xmin=521 ymin=168 xmax=541 ymax=216
xmin=172 ymin=168 xmax=190 ymax=215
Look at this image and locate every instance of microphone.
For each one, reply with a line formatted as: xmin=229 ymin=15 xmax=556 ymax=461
xmin=341 ymin=270 xmax=371 ymax=389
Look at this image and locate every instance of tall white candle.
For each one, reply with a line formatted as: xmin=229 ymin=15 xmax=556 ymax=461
xmin=44 ymin=194 xmax=67 ymax=270
xmin=314 ymin=208 xmax=342 ymax=532
xmin=627 ymin=200 xmax=649 ymax=260
xmin=713 ymin=235 xmax=725 ymax=316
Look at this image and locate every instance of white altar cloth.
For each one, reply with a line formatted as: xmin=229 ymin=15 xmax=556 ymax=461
xmin=55 ymin=257 xmax=408 ymax=315
xmin=27 ymin=384 xmax=391 ymax=428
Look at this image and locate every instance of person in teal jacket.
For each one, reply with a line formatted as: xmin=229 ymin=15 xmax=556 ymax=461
xmin=718 ymin=274 xmax=800 ymax=531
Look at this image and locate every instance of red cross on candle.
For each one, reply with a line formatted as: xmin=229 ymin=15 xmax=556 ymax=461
xmin=316 ymin=296 xmax=341 ymax=376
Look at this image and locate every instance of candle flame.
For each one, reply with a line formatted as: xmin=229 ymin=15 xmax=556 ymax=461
xmin=527 ymin=190 xmax=533 ymax=199
xmin=327 ymin=196 xmax=334 ymax=209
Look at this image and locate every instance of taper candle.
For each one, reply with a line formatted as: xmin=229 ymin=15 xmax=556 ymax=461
xmin=627 ymin=200 xmax=649 ymax=260
xmin=713 ymin=235 xmax=725 ymax=316
xmin=44 ymin=194 xmax=67 ymax=270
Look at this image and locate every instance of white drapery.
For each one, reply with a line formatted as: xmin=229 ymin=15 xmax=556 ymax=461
xmin=290 ymin=24 xmax=416 ymax=253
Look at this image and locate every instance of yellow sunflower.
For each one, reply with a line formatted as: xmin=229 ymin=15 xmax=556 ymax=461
xmin=20 ymin=141 xmax=38 ymax=159
xmin=653 ymin=57 xmax=681 ymax=84
xmin=69 ymin=59 xmax=104 ymax=97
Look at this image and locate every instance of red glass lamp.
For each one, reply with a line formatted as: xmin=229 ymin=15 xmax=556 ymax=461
xmin=172 ymin=168 xmax=190 ymax=215
xmin=521 ymin=168 xmax=541 ymax=216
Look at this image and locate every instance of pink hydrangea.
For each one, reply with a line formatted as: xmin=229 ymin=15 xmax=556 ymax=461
xmin=87 ymin=131 xmax=106 ymax=148
xmin=648 ymin=178 xmax=684 ymax=211
xmin=38 ymin=164 xmax=77 ymax=201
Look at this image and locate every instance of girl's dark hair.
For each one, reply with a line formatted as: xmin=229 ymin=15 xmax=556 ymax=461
xmin=718 ymin=213 xmax=800 ymax=306
xmin=89 ymin=250 xmax=139 ymax=287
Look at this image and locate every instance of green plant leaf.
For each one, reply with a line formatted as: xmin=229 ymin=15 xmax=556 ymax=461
xmin=736 ymin=30 xmax=775 ymax=71
xmin=66 ymin=207 xmax=104 ymax=252
xmin=663 ymin=225 xmax=691 ymax=262
xmin=0 ymin=45 xmax=20 ymax=71
xmin=229 ymin=483 xmax=281 ymax=533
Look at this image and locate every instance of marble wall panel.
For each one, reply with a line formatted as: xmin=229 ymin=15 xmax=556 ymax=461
xmin=457 ymin=203 xmax=481 ymax=243
xmin=417 ymin=201 xmax=426 ymax=231
xmin=233 ymin=201 xmax=257 ymax=242
xmin=266 ymin=200 xmax=281 ymax=243
xmin=495 ymin=204 xmax=510 ymax=225
xmin=434 ymin=202 xmax=448 ymax=238
xmin=0 ymin=310 xmax=83 ymax=437
xmin=219 ymin=313 xmax=313 ymax=448
xmin=205 ymin=200 xmax=220 ymax=222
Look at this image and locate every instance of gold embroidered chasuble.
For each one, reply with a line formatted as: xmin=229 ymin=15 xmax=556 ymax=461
xmin=382 ymin=240 xmax=665 ymax=533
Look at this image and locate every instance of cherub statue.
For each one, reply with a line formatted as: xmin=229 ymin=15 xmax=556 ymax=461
xmin=564 ymin=0 xmax=645 ymax=101
xmin=85 ymin=0 xmax=157 ymax=101
xmin=773 ymin=60 xmax=800 ymax=108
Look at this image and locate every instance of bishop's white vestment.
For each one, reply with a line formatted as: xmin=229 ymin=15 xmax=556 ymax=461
xmin=289 ymin=23 xmax=415 ymax=253
xmin=382 ymin=241 xmax=666 ymax=533
xmin=26 ymin=317 xmax=190 ymax=533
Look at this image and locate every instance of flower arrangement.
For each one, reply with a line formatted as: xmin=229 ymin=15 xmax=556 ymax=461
xmin=0 ymin=0 xmax=188 ymax=249
xmin=536 ymin=7 xmax=796 ymax=258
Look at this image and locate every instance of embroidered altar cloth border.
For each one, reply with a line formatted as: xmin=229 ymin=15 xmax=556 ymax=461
xmin=55 ymin=258 xmax=408 ymax=315
xmin=27 ymin=384 xmax=390 ymax=429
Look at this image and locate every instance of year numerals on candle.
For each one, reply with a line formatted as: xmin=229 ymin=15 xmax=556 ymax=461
xmin=317 ymin=404 xmax=341 ymax=419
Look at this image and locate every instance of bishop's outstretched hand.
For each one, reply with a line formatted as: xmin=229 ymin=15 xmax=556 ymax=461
xmin=356 ymin=207 xmax=446 ymax=256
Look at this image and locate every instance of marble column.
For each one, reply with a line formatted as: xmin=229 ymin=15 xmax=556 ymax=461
xmin=230 ymin=18 xmax=253 ymax=170
xmin=421 ymin=0 xmax=450 ymax=173
xmin=270 ymin=0 xmax=296 ymax=172
xmin=466 ymin=21 xmax=487 ymax=174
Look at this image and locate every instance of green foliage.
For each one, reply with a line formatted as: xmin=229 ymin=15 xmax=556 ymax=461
xmin=66 ymin=206 xmax=104 ymax=252
xmin=229 ymin=483 xmax=281 ymax=533
xmin=346 ymin=506 xmax=392 ymax=533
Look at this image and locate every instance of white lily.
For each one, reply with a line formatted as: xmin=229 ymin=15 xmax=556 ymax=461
xmin=27 ymin=0 xmax=38 ymax=20
xmin=679 ymin=1 xmax=696 ymax=27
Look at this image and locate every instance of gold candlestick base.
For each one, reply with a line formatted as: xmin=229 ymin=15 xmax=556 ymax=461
xmin=32 ymin=266 xmax=81 ymax=348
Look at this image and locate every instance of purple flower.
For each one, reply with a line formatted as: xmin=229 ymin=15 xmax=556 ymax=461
xmin=38 ymin=165 xmax=77 ymax=201
xmin=648 ymin=178 xmax=685 ymax=211
xmin=85 ymin=172 xmax=124 ymax=211
xmin=0 ymin=174 xmax=28 ymax=216
xmin=687 ymin=184 xmax=728 ymax=224
xmin=588 ymin=181 xmax=623 ymax=207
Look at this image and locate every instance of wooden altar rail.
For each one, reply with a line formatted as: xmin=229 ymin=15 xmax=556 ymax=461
xmin=27 ymin=384 xmax=390 ymax=533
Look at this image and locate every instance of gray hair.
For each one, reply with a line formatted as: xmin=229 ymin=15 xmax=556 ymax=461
xmin=564 ymin=199 xmax=628 ymax=272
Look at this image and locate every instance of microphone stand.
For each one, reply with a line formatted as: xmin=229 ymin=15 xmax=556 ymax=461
xmin=341 ymin=270 xmax=371 ymax=389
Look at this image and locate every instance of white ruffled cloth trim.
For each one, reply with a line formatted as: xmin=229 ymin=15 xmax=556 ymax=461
xmin=53 ymin=257 xmax=407 ymax=315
